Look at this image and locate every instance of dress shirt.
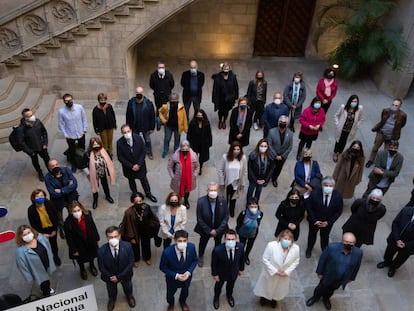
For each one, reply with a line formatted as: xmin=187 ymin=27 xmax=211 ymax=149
xmin=58 ymin=103 xmax=88 ymax=138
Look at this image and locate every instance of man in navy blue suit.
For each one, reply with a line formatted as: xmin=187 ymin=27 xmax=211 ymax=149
xmin=160 ymin=230 xmax=198 ymax=311
xmin=98 ymin=226 xmax=136 ymax=311
xmin=305 ymin=176 xmax=343 ymax=258
xmin=211 ymin=229 xmax=245 ymax=309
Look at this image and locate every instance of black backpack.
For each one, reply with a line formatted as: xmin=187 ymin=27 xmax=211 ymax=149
xmin=8 ymin=125 xmax=24 ymax=152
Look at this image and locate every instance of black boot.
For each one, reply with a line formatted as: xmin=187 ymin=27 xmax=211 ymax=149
xmin=102 ymin=177 xmax=114 ymax=203
xmin=89 ymin=261 xmax=98 ymax=276
xmin=184 ymin=192 xmax=190 ymax=209
xmin=92 ymin=192 xmax=98 ymax=209
xmin=229 ymin=199 xmax=236 ymax=217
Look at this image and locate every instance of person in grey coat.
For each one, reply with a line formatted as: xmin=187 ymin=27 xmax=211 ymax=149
xmin=283 ymin=72 xmax=306 ymax=132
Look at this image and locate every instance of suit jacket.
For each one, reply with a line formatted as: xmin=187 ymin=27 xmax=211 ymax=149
xmin=126 ymin=97 xmax=155 ymax=133
xmin=387 ymin=206 xmax=414 ymax=251
xmin=211 ymin=243 xmax=244 ymax=281
xmin=180 ymin=70 xmax=205 ymax=104
xmin=194 ymin=195 xmax=229 ymax=237
xmin=267 ymin=127 xmax=293 ymax=160
xmin=293 ymin=160 xmax=322 ymax=188
xmin=228 ymin=106 xmax=253 ymax=146
xmin=368 ymin=150 xmax=403 ymax=186
xmin=316 ymin=242 xmax=363 ymax=289
xmin=159 ymin=242 xmax=198 ymax=283
xmin=372 ymin=108 xmax=407 ymax=140
xmin=149 ymin=70 xmax=175 ymax=105
xmin=306 ymin=188 xmax=343 ymax=226
xmin=117 ymin=133 xmax=147 ymax=179
xmin=97 ymin=240 xmax=134 ymax=282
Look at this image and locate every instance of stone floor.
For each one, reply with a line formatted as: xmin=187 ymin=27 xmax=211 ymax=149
xmin=1 ymin=58 xmax=414 ymax=311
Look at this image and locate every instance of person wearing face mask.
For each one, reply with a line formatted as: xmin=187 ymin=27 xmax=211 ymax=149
xmin=194 ymin=182 xmax=229 ymax=267
xmin=187 ymin=109 xmax=212 ymax=175
xmin=363 ymin=140 xmax=403 ymax=199
xmin=158 ymin=192 xmax=187 ymax=249
xmin=211 ymin=62 xmax=239 ymax=129
xmin=246 ymin=70 xmax=267 ymax=130
xmin=98 ymin=226 xmax=135 ymax=311
xmin=167 ymin=140 xmax=200 ymax=209
xmin=342 ymin=189 xmax=386 ymax=248
xmin=275 ymin=189 xmax=305 ymax=241
xmin=92 ymin=93 xmax=117 ymax=155
xmin=211 ymin=229 xmax=245 ymax=309
xmin=58 ymin=93 xmax=88 ymax=173
xmin=365 ymin=98 xmax=407 ymax=168
xmin=180 ymin=60 xmax=205 ymax=121
xmin=15 ymin=225 xmax=56 ymax=297
xmin=332 ymin=95 xmax=363 ymax=162
xmin=228 ymin=97 xmax=253 ymax=147
xmin=236 ymin=198 xmax=263 ymax=265
xmin=292 ymin=148 xmax=322 ymax=197
xmin=306 ymin=232 xmax=362 ymax=310
xmin=27 ymin=189 xmax=61 ymax=267
xmin=126 ymin=86 xmax=155 ymax=159
xmin=297 ymin=96 xmax=326 ymax=160
xmin=159 ymin=92 xmax=188 ymax=158
xmin=149 ymin=61 xmax=175 ymax=118
xmin=247 ymin=139 xmax=275 ymax=202
xmin=64 ymin=201 xmax=100 ymax=280
xmin=305 ymin=176 xmax=343 ymax=258
xmin=120 ymin=192 xmax=160 ymax=267
xmin=254 ymin=230 xmax=300 ymax=309
xmin=316 ymin=68 xmax=338 ymax=115
xmin=160 ymin=230 xmax=198 ymax=311
xmin=117 ymin=124 xmax=157 ymax=202
xmin=218 ymin=141 xmax=247 ymax=217
xmin=283 ymin=71 xmax=306 ymax=132
xmin=332 ymin=141 xmax=365 ymax=199
xmin=262 ymin=92 xmax=289 ymax=138
xmin=267 ymin=115 xmax=293 ymax=187
xmin=44 ymin=159 xmax=79 ymax=239
xmin=17 ymin=108 xmax=50 ymax=181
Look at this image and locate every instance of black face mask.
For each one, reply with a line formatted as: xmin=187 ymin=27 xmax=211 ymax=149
xmin=170 ymin=101 xmax=178 ymax=106
xmin=368 ymin=199 xmax=380 ymax=207
xmin=93 ymin=147 xmax=101 ymax=152
xmin=256 ymin=77 xmax=263 ymax=80
xmin=289 ymin=198 xmax=299 ymax=205
xmin=343 ymin=243 xmax=353 ymax=251
xmin=351 ymin=148 xmax=360 ymax=155
xmin=136 ymin=94 xmax=143 ymax=100
xmin=389 ymin=150 xmax=397 ymax=156
xmin=99 ymin=102 xmax=106 ymax=106
xmin=52 ymin=167 xmax=61 ymax=176
xmin=303 ymin=156 xmax=312 ymax=162
xmin=65 ymin=102 xmax=73 ymax=108
xmin=279 ymin=123 xmax=287 ymax=129
xmin=134 ymin=203 xmax=143 ymax=209
xmin=181 ymin=150 xmax=189 ymax=155
xmin=196 ymin=117 xmax=203 ymax=122
xmin=239 ymin=105 xmax=247 ymax=111
xmin=326 ymin=74 xmax=334 ymax=79
xmin=169 ymin=201 xmax=179 ymax=207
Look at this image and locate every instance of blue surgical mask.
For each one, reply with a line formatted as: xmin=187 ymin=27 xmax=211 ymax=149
xmin=350 ymin=102 xmax=357 ymax=108
xmin=323 ymin=186 xmax=333 ymax=195
xmin=35 ymin=197 xmax=45 ymax=205
xmin=313 ymin=103 xmax=321 ymax=109
xmin=225 ymin=240 xmax=236 ymax=249
xmin=281 ymin=239 xmax=292 ymax=248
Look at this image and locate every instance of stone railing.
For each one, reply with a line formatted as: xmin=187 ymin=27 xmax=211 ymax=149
xmin=0 ymin=0 xmax=141 ymax=62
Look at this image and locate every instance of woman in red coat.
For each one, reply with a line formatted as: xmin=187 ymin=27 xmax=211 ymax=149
xmin=316 ymin=68 xmax=338 ymax=115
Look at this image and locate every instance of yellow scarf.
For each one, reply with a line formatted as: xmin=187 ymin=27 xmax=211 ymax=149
xmin=37 ymin=205 xmax=53 ymax=228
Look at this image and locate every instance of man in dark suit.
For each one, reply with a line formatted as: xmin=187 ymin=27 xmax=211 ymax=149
xmin=194 ymin=182 xmax=229 ymax=267
xmin=267 ymin=115 xmax=293 ymax=187
xmin=306 ymin=232 xmax=363 ymax=310
xmin=160 ymin=230 xmax=198 ymax=311
xmin=377 ymin=205 xmax=414 ymax=277
xmin=117 ymin=124 xmax=157 ymax=202
xmin=180 ymin=60 xmax=205 ymax=121
xmin=98 ymin=226 xmax=136 ymax=311
xmin=211 ymin=229 xmax=245 ymax=309
xmin=306 ymin=176 xmax=343 ymax=258
xmin=149 ymin=61 xmax=175 ymax=118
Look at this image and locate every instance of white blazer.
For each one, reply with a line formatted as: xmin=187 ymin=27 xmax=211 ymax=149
xmin=157 ymin=204 xmax=187 ymax=239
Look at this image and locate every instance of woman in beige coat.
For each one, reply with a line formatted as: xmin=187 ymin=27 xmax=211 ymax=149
xmin=157 ymin=192 xmax=187 ymax=248
xmin=254 ymin=230 xmax=300 ymax=309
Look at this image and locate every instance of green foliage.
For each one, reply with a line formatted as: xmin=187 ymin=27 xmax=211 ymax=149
xmin=314 ymin=0 xmax=408 ymax=79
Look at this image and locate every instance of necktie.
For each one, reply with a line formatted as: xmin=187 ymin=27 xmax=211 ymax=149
xmin=179 ymin=252 xmax=185 ymax=266
xmin=324 ymin=195 xmax=329 ymax=208
xmin=114 ymin=249 xmax=118 ymax=260
xmin=229 ymin=249 xmax=233 ymax=262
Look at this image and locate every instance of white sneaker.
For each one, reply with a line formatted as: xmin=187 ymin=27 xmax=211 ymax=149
xmin=50 ymin=288 xmax=56 ymax=295
xmin=253 ymin=122 xmax=259 ymax=130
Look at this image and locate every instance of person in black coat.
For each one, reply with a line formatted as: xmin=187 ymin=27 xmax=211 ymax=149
xmin=64 ymin=201 xmax=100 ymax=280
xmin=246 ymin=70 xmax=267 ymax=130
xmin=305 ymin=176 xmax=343 ymax=258
xmin=180 ymin=60 xmax=205 ymax=120
xmin=211 ymin=229 xmax=245 ymax=309
xmin=228 ymin=97 xmax=253 ymax=147
xmin=116 ymin=124 xmax=157 ymax=202
xmin=18 ymin=108 xmax=50 ymax=181
xmin=211 ymin=62 xmax=239 ymax=129
xmin=377 ymin=205 xmax=414 ymax=277
xmin=274 ymin=189 xmax=305 ymax=241
xmin=149 ymin=61 xmax=175 ymax=116
xmin=187 ymin=109 xmax=212 ymax=175
xmin=92 ymin=93 xmax=117 ymax=155
xmin=342 ymin=189 xmax=386 ymax=247
xmin=27 ymin=188 xmax=61 ymax=266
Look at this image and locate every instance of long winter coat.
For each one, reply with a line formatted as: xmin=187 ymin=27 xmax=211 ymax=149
xmin=64 ymin=211 xmax=100 ymax=262
xmin=274 ymin=199 xmax=305 ymax=241
xmin=167 ymin=149 xmax=200 ymax=194
xmin=121 ymin=203 xmax=155 ymax=241
xmin=187 ymin=119 xmax=212 ymax=163
xmin=334 ymin=104 xmax=363 ymax=142
xmin=211 ymin=71 xmax=239 ymax=112
xmin=283 ymin=80 xmax=306 ymax=120
xmin=332 ymin=152 xmax=364 ymax=199
xmin=117 ymin=133 xmax=147 ymax=179
xmin=228 ymin=106 xmax=253 ymax=146
xmin=253 ymin=240 xmax=300 ymax=301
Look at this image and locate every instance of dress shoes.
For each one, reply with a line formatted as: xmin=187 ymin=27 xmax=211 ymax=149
xmin=227 ymin=296 xmax=235 ymax=307
xmin=146 ymin=194 xmax=158 ymax=203
xmin=272 ymin=179 xmax=278 ymax=187
xmin=80 ymin=269 xmax=88 ymax=280
xmin=127 ymin=296 xmax=136 ymax=308
xmin=222 ymin=122 xmax=226 ymax=129
xmin=105 ymin=196 xmax=114 ymax=204
xmin=54 ymin=256 xmax=62 ymax=267
xmin=59 ymin=227 xmax=65 ymax=239
xmin=323 ymin=298 xmax=332 ymax=310
xmin=107 ymin=299 xmax=115 ymax=311
xmin=245 ymin=257 xmax=250 ymax=265
xmin=89 ymin=264 xmax=98 ymax=276
xmin=218 ymin=121 xmax=222 ymax=129
xmin=376 ymin=261 xmax=388 ymax=269
xmin=271 ymin=300 xmax=277 ymax=308
xmin=38 ymin=171 xmax=45 ymax=182
xmin=213 ymin=296 xmax=219 ymax=309
xmin=305 ymin=249 xmax=312 ymax=258
xmin=180 ymin=302 xmax=190 ymax=311
xmin=259 ymin=297 xmax=267 ymax=306
xmin=198 ymin=256 xmax=204 ymax=267
xmin=147 ymin=153 xmax=154 ymax=160
xmin=306 ymin=296 xmax=318 ymax=307
xmin=167 ymin=305 xmax=174 ymax=311
xmin=365 ymin=160 xmax=373 ymax=168
xmin=388 ymin=267 xmax=396 ymax=277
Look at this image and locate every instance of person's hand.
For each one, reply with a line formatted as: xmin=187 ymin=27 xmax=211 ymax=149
xmin=323 ymin=99 xmax=328 ymax=104
xmin=257 ymin=179 xmax=265 ymax=185
xmin=305 ymin=184 xmax=312 ymax=192
xmin=73 ymin=251 xmax=79 ymax=256
xmin=318 ymin=274 xmax=323 ymax=280
xmin=130 ymin=239 xmax=136 ymax=244
xmin=219 ymin=185 xmax=225 ymax=190
xmin=132 ymin=164 xmax=140 ymax=171
xmin=396 ymin=240 xmax=405 ymax=248
xmin=213 ymin=276 xmax=220 ymax=282
xmin=238 ymin=271 xmax=244 ymax=276
xmin=50 ymin=231 xmax=57 ymax=237
xmin=210 ymin=229 xmax=217 ymax=237
xmin=288 ymin=223 xmax=296 ymax=230
xmin=110 ymin=276 xmax=118 ymax=283
xmin=239 ymin=185 xmax=244 ymax=191
xmin=55 ymin=189 xmax=61 ymax=193
xmin=43 ymin=145 xmax=48 ymax=149
xmin=292 ymin=105 xmax=296 ymax=109
xmin=315 ymin=124 xmax=320 ymax=129
xmin=69 ymin=180 xmax=73 ymax=185
xmin=320 ymin=221 xmax=328 ymax=227
xmin=236 ymin=134 xmax=242 ymax=139
xmin=373 ymin=168 xmax=384 ymax=175
xmin=276 ymin=155 xmax=282 ymax=161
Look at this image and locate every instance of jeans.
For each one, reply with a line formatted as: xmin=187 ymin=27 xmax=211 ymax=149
xmin=143 ymin=131 xmax=153 ymax=154
xmin=164 ymin=126 xmax=180 ymax=154
xmin=247 ymin=182 xmax=264 ymax=202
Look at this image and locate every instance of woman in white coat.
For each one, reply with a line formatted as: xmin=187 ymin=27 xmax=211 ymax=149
xmin=218 ymin=141 xmax=247 ymax=217
xmin=254 ymin=229 xmax=300 ymax=308
xmin=157 ymin=192 xmax=187 ymax=248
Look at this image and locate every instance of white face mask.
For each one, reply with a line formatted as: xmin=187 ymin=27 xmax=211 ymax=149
xmin=109 ymin=238 xmax=119 ymax=248
xmin=249 ymin=207 xmax=258 ymax=214
xmin=259 ymin=146 xmax=268 ymax=153
xmin=123 ymin=132 xmax=132 ymax=140
xmin=274 ymin=99 xmax=282 ymax=105
xmin=190 ymin=68 xmax=197 ymax=74
xmin=323 ymin=186 xmax=333 ymax=195
xmin=28 ymin=115 xmax=36 ymax=122
xmin=158 ymin=68 xmax=165 ymax=75
xmin=22 ymin=232 xmax=34 ymax=243
xmin=72 ymin=211 xmax=82 ymax=219
xmin=294 ymin=78 xmax=301 ymax=83
xmin=208 ymin=191 xmax=218 ymax=199
xmin=176 ymin=241 xmax=187 ymax=251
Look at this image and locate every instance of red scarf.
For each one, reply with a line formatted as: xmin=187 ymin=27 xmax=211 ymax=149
xmin=75 ymin=215 xmax=87 ymax=239
xmin=179 ymin=152 xmax=193 ymax=196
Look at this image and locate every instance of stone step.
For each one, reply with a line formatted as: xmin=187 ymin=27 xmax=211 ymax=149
xmin=0 ymin=93 xmax=56 ymax=143
xmin=0 ymin=87 xmax=42 ymax=129
xmin=0 ymin=75 xmax=15 ymax=101
xmin=0 ymin=81 xmax=29 ymax=114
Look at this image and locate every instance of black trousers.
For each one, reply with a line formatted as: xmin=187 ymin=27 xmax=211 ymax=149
xmin=131 ymin=234 xmax=152 ymax=261
xmin=383 ymin=240 xmax=413 ymax=269
xmin=313 ymin=279 xmax=341 ymax=300
xmin=226 ymin=185 xmax=236 ymax=217
xmin=334 ymin=130 xmax=350 ymax=154
xmin=127 ymin=176 xmax=151 ymax=195
xmin=95 ymin=175 xmax=110 ymax=196
xmin=239 ymin=235 xmax=257 ymax=258
xmin=66 ymin=135 xmax=85 ymax=169
xmin=29 ymin=148 xmax=50 ymax=173
xmin=307 ymin=223 xmax=333 ymax=251
xmin=106 ymin=278 xmax=133 ymax=300
xmin=297 ymin=136 xmax=314 ymax=158
xmin=252 ymin=100 xmax=264 ymax=124
xmin=184 ymin=95 xmax=201 ymax=120
xmin=198 ymin=234 xmax=223 ymax=257
xmin=272 ymin=158 xmax=286 ymax=182
xmin=40 ymin=280 xmax=52 ymax=297
xmin=214 ymin=278 xmax=236 ymax=298
xmin=166 ymin=279 xmax=191 ymax=306
xmin=322 ymin=101 xmax=332 ymax=114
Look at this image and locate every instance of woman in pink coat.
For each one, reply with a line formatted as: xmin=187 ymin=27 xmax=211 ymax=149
xmin=296 ymin=97 xmax=326 ymax=160
xmin=316 ymin=68 xmax=338 ymax=115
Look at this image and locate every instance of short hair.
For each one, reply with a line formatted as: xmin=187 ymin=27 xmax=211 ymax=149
xmin=120 ymin=124 xmax=130 ymax=132
xmin=157 ymin=61 xmax=165 ymax=66
xmin=165 ymin=192 xmax=182 ymax=206
xmin=293 ymin=71 xmax=303 ymax=79
xmin=174 ymin=230 xmax=188 ymax=240
xmin=62 ymin=93 xmax=73 ymax=101
xmin=310 ymin=96 xmax=323 ymax=108
xmin=21 ymin=108 xmax=31 ymax=116
xmin=105 ymin=225 xmax=120 ymax=235
xmin=246 ymin=197 xmax=258 ymax=206
xmin=278 ymin=229 xmax=294 ymax=241
xmin=68 ymin=200 xmax=89 ymax=215
xmin=169 ymin=93 xmax=179 ymax=101
xmin=322 ymin=176 xmax=335 ymax=186
xmin=368 ymin=189 xmax=383 ymax=201
xmin=130 ymin=192 xmax=145 ymax=203
xmin=237 ymin=97 xmax=249 ymax=106
xmin=278 ymin=115 xmax=289 ymax=123
xmin=389 ymin=140 xmax=399 ymax=147
xmin=30 ymin=188 xmax=47 ymax=204
xmin=225 ymin=228 xmax=237 ymax=237
xmin=15 ymin=225 xmax=38 ymax=247
xmin=393 ymin=98 xmax=403 ymax=105
xmin=180 ymin=140 xmax=190 ymax=147
xmin=97 ymin=93 xmax=107 ymax=101
xmin=207 ymin=182 xmax=218 ymax=190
